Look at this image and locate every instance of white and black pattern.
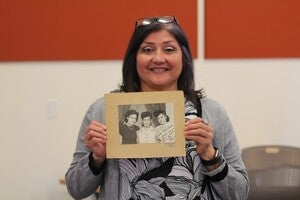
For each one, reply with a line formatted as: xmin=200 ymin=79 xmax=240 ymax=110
xmin=185 ymin=99 xmax=199 ymax=121
xmin=118 ymin=99 xmax=207 ymax=200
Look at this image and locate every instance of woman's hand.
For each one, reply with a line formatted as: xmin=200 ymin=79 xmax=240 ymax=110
xmin=185 ymin=117 xmax=215 ymax=160
xmin=83 ymin=120 xmax=107 ymax=167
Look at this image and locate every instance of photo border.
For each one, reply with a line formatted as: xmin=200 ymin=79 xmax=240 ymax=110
xmin=105 ymin=91 xmax=185 ymax=158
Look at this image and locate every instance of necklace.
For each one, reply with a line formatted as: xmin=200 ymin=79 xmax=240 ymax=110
xmin=126 ymin=124 xmax=134 ymax=130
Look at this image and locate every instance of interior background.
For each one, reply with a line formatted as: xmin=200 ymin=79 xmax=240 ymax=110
xmin=1 ymin=1 xmax=299 ymax=199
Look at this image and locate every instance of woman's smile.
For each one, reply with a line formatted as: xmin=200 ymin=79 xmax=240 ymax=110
xmin=137 ymin=30 xmax=183 ymax=92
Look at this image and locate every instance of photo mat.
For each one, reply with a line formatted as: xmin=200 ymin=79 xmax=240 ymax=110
xmin=105 ymin=91 xmax=185 ymax=158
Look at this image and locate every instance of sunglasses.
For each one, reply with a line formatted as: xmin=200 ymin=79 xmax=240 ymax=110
xmin=135 ymin=16 xmax=177 ymax=27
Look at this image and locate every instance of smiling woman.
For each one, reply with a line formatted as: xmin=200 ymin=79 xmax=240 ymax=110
xmin=65 ymin=15 xmax=249 ymax=200
xmin=137 ymin=29 xmax=183 ymax=92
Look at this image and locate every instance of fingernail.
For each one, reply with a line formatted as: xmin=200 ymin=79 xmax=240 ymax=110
xmin=203 ymin=119 xmax=208 ymax=124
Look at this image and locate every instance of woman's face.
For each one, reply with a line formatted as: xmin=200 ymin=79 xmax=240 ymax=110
xmin=157 ymin=113 xmax=167 ymax=125
xmin=142 ymin=116 xmax=151 ymax=127
xmin=127 ymin=114 xmax=137 ymax=126
xmin=136 ymin=30 xmax=183 ymax=92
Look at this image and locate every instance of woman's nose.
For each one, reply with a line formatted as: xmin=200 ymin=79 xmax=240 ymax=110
xmin=152 ymin=51 xmax=166 ymax=63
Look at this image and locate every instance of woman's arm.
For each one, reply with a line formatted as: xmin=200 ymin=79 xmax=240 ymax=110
xmin=201 ymin=98 xmax=249 ymax=199
xmin=65 ymin=98 xmax=106 ymax=199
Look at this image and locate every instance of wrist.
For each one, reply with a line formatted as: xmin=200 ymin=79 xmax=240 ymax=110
xmin=201 ymin=147 xmax=221 ymax=166
xmin=200 ymin=146 xmax=216 ymax=160
xmin=92 ymin=152 xmax=105 ymax=167
xmin=88 ymin=152 xmax=106 ymax=175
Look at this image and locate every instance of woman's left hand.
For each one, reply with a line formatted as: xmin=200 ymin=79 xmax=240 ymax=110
xmin=185 ymin=117 xmax=215 ymax=160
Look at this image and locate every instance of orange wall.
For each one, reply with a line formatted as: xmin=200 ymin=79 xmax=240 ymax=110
xmin=0 ymin=0 xmax=197 ymax=61
xmin=205 ymin=0 xmax=300 ymax=58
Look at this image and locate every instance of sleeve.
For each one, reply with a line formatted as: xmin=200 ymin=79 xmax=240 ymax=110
xmin=65 ymin=98 xmax=105 ymax=199
xmin=202 ymin=98 xmax=250 ymax=200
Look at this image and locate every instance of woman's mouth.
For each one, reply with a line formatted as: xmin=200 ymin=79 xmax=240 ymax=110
xmin=150 ymin=67 xmax=168 ymax=73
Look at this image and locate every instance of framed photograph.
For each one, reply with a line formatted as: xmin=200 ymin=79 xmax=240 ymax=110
xmin=104 ymin=91 xmax=185 ymax=158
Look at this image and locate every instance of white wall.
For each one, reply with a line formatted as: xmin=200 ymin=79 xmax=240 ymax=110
xmin=1 ymin=1 xmax=300 ymax=199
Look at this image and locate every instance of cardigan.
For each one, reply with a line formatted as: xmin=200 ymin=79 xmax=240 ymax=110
xmin=65 ymin=97 xmax=249 ymax=200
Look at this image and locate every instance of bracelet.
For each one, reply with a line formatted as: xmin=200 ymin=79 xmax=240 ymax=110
xmin=201 ymin=147 xmax=221 ymax=166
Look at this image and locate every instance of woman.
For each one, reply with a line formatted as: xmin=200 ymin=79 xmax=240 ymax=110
xmin=65 ymin=16 xmax=249 ymax=199
xmin=153 ymin=108 xmax=175 ymax=143
xmin=119 ymin=109 xmax=139 ymax=144
xmin=136 ymin=111 xmax=158 ymax=144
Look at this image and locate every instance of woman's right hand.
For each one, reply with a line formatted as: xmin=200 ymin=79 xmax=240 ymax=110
xmin=83 ymin=120 xmax=107 ymax=166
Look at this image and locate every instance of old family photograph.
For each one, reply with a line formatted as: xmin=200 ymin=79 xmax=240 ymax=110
xmin=118 ymin=103 xmax=175 ymax=145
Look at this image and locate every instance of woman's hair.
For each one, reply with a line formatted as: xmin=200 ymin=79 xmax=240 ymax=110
xmin=124 ymin=109 xmax=139 ymax=122
xmin=117 ymin=17 xmax=205 ymax=106
xmin=153 ymin=108 xmax=170 ymax=122
xmin=141 ymin=111 xmax=152 ymax=120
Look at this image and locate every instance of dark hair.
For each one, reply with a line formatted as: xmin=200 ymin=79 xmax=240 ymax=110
xmin=124 ymin=109 xmax=139 ymax=122
xmin=117 ymin=17 xmax=205 ymax=106
xmin=153 ymin=108 xmax=169 ymax=122
xmin=141 ymin=111 xmax=152 ymax=120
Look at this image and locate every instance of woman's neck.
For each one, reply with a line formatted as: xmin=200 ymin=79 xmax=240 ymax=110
xmin=140 ymin=84 xmax=178 ymax=92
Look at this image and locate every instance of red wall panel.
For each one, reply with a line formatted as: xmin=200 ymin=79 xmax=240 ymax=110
xmin=0 ymin=0 xmax=197 ymax=61
xmin=205 ymin=0 xmax=300 ymax=58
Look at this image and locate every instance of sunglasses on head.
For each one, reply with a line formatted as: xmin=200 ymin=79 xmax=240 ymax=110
xmin=135 ymin=16 xmax=177 ymax=28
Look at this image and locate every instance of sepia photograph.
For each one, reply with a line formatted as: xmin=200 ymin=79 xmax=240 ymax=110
xmin=118 ymin=102 xmax=175 ymax=145
xmin=105 ymin=91 xmax=185 ymax=158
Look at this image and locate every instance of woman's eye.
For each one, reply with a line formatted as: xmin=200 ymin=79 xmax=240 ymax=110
xmin=165 ymin=47 xmax=175 ymax=53
xmin=142 ymin=47 xmax=154 ymax=53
